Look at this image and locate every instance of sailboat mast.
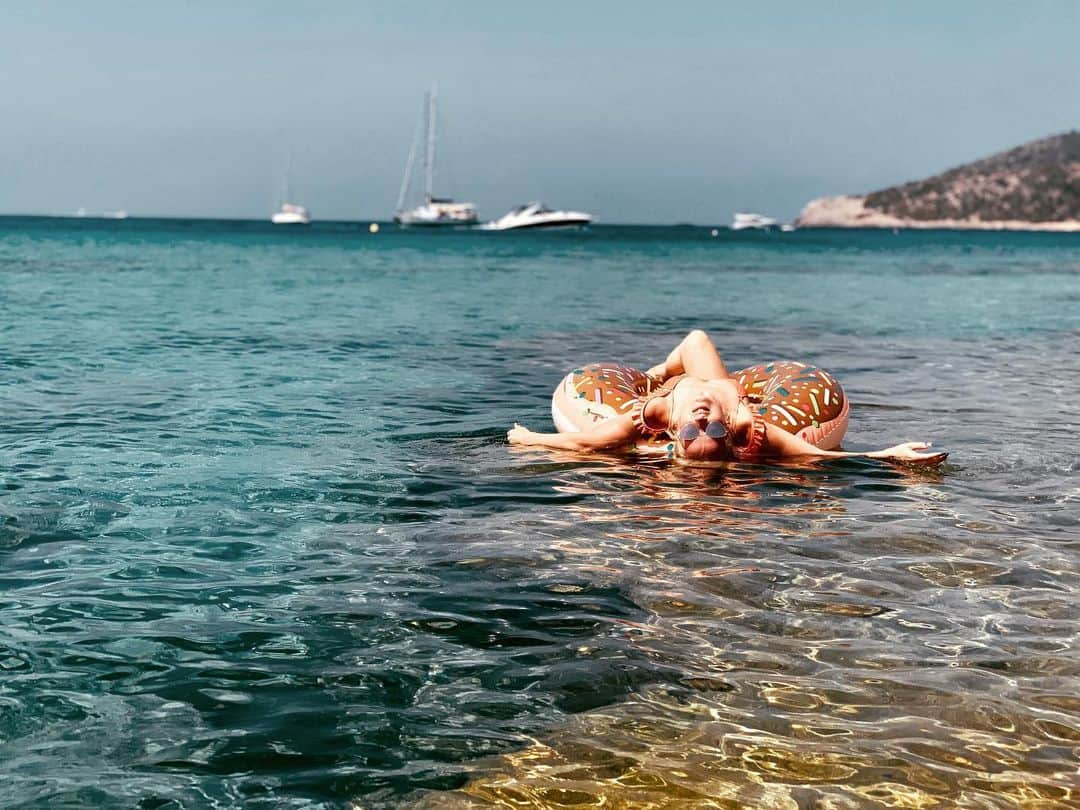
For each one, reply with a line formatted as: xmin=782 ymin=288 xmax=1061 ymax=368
xmin=424 ymin=85 xmax=437 ymax=203
xmin=396 ymin=116 xmax=421 ymax=213
xmin=283 ymin=150 xmax=292 ymax=204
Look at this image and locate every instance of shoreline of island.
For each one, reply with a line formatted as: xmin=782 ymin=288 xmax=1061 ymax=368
xmin=797 ymin=195 xmax=1080 ymax=232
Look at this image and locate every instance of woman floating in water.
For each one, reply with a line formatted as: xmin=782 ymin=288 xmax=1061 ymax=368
xmin=507 ymin=330 xmax=947 ymax=466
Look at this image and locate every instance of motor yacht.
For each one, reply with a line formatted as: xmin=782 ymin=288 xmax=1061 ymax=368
xmin=731 ymin=212 xmax=778 ymax=230
xmin=479 ymin=202 xmax=593 ymax=231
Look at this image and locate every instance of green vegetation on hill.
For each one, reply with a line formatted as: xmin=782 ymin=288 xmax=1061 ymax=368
xmin=864 ymin=131 xmax=1080 ymax=222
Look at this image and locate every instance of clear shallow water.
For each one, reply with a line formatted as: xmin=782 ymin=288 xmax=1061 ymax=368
xmin=1 ymin=217 xmax=1078 ymax=808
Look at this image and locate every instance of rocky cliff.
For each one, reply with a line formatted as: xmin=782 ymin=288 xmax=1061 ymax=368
xmin=797 ymin=131 xmax=1080 ymax=231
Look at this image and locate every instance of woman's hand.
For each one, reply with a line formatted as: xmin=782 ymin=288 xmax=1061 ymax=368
xmin=874 ymin=442 xmax=948 ymax=466
xmin=507 ymin=423 xmax=533 ymax=445
xmin=645 ymin=363 xmax=667 ymax=380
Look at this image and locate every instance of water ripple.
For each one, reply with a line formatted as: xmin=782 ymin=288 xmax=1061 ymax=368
xmin=1 ymin=220 xmax=1078 ymax=807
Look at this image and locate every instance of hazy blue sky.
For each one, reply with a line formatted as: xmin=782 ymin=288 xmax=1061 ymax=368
xmin=2 ymin=1 xmax=1077 ymax=223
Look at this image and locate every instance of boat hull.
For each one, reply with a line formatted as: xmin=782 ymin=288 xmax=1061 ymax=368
xmin=271 ymin=213 xmax=310 ymax=225
xmin=395 ymin=216 xmax=477 ymax=227
xmin=395 ymin=204 xmax=478 ymax=227
xmin=480 ymin=217 xmax=592 ymax=231
xmin=479 ymin=206 xmax=594 ymax=231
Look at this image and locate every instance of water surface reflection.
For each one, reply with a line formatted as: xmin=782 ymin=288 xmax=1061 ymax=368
xmin=411 ymin=457 xmax=1077 ymax=809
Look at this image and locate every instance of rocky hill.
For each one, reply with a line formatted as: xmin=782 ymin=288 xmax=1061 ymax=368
xmin=797 ymin=131 xmax=1080 ymax=230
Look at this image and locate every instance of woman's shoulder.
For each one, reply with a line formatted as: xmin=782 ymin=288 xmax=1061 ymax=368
xmin=646 ymin=373 xmax=688 ymax=396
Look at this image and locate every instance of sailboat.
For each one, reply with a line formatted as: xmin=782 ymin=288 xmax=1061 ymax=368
xmin=271 ymin=151 xmax=311 ymax=225
xmin=394 ymin=86 xmax=477 ymax=227
xmin=272 ymin=203 xmax=310 ymax=225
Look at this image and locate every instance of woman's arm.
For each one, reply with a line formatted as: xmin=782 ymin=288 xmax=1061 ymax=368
xmin=646 ymin=330 xmax=730 ymax=381
xmin=507 ymin=414 xmax=637 ymax=452
xmin=763 ymin=424 xmax=948 ymax=466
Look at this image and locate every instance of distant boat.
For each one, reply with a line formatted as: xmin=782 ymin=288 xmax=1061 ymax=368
xmin=732 ymin=212 xmax=778 ymax=230
xmin=272 ymin=203 xmax=311 ymax=225
xmin=781 ymin=223 xmax=796 ymax=232
xmin=394 ymin=86 xmax=477 ymax=227
xmin=272 ymin=152 xmax=311 ymax=225
xmin=479 ymin=202 xmax=593 ymax=231
xmin=74 ymin=208 xmax=128 ymax=219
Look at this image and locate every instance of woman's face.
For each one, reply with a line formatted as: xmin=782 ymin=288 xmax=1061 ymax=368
xmin=671 ymin=381 xmax=743 ymax=461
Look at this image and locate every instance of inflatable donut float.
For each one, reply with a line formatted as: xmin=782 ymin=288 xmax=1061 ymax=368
xmin=551 ymin=363 xmax=670 ymax=453
xmin=734 ymin=361 xmax=849 ymax=449
xmin=551 ymin=360 xmax=849 ymax=456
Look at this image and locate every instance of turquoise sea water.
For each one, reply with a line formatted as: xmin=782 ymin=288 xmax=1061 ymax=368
xmin=1 ymin=217 xmax=1078 ymax=808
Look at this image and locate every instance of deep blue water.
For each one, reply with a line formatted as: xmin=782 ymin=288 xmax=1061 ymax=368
xmin=1 ymin=217 xmax=1078 ymax=808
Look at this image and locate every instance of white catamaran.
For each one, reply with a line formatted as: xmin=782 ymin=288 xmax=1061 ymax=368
xmin=394 ymin=86 xmax=477 ymax=227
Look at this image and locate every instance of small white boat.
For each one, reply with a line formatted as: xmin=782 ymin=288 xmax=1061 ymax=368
xmin=732 ymin=212 xmax=778 ymax=230
xmin=73 ymin=208 xmax=128 ymax=219
xmin=271 ymin=203 xmax=311 ymax=225
xmin=479 ymin=202 xmax=593 ymax=231
xmin=272 ymin=151 xmax=311 ymax=225
xmin=394 ymin=86 xmax=478 ymax=227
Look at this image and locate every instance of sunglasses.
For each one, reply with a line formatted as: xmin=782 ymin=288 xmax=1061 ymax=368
xmin=678 ymin=420 xmax=729 ymax=444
